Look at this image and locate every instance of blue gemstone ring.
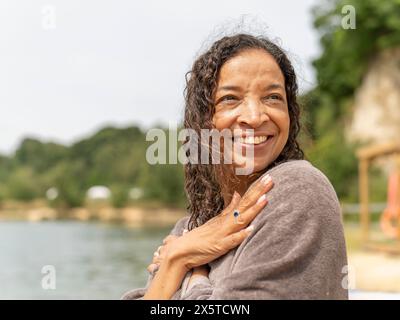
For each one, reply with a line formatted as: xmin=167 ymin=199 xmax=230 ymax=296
xmin=233 ymin=210 xmax=240 ymax=224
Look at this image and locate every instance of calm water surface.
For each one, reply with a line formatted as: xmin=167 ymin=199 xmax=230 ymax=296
xmin=2 ymin=220 xmax=400 ymax=300
xmin=0 ymin=220 xmax=170 ymax=299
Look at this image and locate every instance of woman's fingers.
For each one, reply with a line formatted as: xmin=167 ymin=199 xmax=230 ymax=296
xmin=147 ymin=233 xmax=185 ymax=274
xmin=162 ymin=235 xmax=178 ymax=244
xmin=221 ymin=175 xmax=273 ymax=228
xmin=153 ymin=245 xmax=162 ymax=256
xmin=225 ymin=194 xmax=269 ymax=227
xmin=147 ymin=263 xmax=159 ymax=274
xmin=152 ymin=234 xmax=180 ymax=265
xmin=153 ymin=254 xmax=162 ymax=264
xmin=239 ymin=193 xmax=269 ymax=225
xmin=221 ymin=225 xmax=255 ymax=251
xmin=237 ymin=174 xmax=273 ymax=212
xmin=220 ymin=191 xmax=241 ymax=217
xmin=218 ymin=174 xmax=272 ymax=221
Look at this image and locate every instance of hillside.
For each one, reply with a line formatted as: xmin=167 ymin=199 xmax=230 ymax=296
xmin=0 ymin=125 xmax=186 ymax=208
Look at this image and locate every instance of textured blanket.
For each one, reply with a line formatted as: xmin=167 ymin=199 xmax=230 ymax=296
xmin=122 ymin=160 xmax=349 ymax=300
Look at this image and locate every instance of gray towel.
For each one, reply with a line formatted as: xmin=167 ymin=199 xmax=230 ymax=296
xmin=121 ymin=160 xmax=349 ymax=300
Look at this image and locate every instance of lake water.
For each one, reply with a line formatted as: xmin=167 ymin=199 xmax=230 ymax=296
xmin=2 ymin=220 xmax=400 ymax=300
xmin=0 ymin=220 xmax=170 ymax=299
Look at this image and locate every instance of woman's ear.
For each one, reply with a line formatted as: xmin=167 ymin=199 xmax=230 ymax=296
xmin=211 ymin=114 xmax=216 ymax=126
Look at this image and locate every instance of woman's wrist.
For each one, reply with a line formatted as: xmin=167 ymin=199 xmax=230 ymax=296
xmin=143 ymin=254 xmax=188 ymax=299
xmin=164 ymin=240 xmax=191 ymax=272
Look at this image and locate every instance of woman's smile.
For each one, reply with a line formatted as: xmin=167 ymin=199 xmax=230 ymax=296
xmin=233 ymin=133 xmax=276 ymax=153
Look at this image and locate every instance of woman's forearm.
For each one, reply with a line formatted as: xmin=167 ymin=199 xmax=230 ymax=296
xmin=143 ymin=255 xmax=188 ymax=300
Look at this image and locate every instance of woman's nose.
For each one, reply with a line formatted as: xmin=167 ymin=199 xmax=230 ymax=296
xmin=236 ymin=98 xmax=268 ymax=128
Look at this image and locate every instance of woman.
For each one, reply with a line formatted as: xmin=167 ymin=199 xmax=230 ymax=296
xmin=122 ymin=33 xmax=348 ymax=300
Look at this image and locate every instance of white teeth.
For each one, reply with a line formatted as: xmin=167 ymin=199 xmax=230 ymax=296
xmin=238 ymin=135 xmax=268 ymax=145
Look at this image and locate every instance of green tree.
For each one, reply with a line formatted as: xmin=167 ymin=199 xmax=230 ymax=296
xmin=302 ymin=0 xmax=400 ymax=202
xmin=6 ymin=167 xmax=41 ymax=201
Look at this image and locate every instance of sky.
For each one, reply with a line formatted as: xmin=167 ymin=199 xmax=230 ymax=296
xmin=0 ymin=0 xmax=321 ymax=155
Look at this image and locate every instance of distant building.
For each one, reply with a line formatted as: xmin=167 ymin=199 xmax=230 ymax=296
xmin=46 ymin=187 xmax=59 ymax=201
xmin=87 ymin=186 xmax=111 ymax=200
xmin=129 ymin=187 xmax=143 ymax=200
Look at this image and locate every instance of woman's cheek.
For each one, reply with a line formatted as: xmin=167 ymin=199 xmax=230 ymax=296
xmin=275 ymin=109 xmax=290 ymax=137
xmin=212 ymin=109 xmax=237 ymax=130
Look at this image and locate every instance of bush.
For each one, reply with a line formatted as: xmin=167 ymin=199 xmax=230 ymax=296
xmin=6 ymin=167 xmax=41 ymax=201
xmin=110 ymin=185 xmax=129 ymax=208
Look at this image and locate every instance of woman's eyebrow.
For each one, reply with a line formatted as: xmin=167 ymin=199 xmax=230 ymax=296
xmin=264 ymin=83 xmax=284 ymax=91
xmin=216 ymin=85 xmax=242 ymax=92
xmin=216 ymin=83 xmax=284 ymax=96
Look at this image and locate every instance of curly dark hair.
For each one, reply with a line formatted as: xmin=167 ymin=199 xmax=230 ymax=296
xmin=183 ymin=33 xmax=304 ymax=230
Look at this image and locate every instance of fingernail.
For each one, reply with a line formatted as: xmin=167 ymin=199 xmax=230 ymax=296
xmin=233 ymin=191 xmax=240 ymax=200
xmin=261 ymin=174 xmax=272 ymax=185
xmin=245 ymin=225 xmax=254 ymax=233
xmin=153 ymin=251 xmax=159 ymax=257
xmin=256 ymin=194 xmax=267 ymax=204
xmin=149 ymin=264 xmax=159 ymax=274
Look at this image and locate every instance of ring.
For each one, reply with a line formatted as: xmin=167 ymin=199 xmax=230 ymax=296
xmin=233 ymin=210 xmax=240 ymax=224
xmin=154 ymin=245 xmax=162 ymax=257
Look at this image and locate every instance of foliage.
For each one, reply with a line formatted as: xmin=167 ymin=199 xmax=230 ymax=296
xmin=302 ymin=0 xmax=400 ymax=202
xmin=0 ymin=125 xmax=185 ymax=208
xmin=5 ymin=167 xmax=41 ymax=201
xmin=2 ymin=1 xmax=399 ymax=206
xmin=312 ymin=0 xmax=400 ymax=119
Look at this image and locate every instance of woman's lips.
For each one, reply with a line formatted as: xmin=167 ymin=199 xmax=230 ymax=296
xmin=233 ymin=135 xmax=275 ymax=153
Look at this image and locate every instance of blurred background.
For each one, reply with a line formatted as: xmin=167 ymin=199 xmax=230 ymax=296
xmin=1 ymin=0 xmax=400 ymax=299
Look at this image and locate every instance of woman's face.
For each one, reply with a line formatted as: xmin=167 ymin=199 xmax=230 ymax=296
xmin=212 ymin=48 xmax=290 ymax=173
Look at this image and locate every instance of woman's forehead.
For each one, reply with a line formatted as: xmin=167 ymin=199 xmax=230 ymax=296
xmin=217 ymin=49 xmax=285 ymax=87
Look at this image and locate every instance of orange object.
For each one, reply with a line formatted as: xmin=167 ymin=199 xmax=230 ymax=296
xmin=380 ymin=170 xmax=400 ymax=239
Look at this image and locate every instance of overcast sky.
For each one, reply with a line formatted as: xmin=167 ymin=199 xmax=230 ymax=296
xmin=0 ymin=0 xmax=320 ymax=155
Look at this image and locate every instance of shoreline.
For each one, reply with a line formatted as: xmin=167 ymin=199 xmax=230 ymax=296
xmin=0 ymin=204 xmax=187 ymax=227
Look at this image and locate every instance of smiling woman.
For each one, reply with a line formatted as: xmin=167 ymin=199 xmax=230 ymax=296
xmin=212 ymin=48 xmax=290 ymax=177
xmin=122 ymin=33 xmax=348 ymax=300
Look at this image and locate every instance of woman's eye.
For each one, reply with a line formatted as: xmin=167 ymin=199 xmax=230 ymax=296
xmin=265 ymin=94 xmax=282 ymax=101
xmin=221 ymin=95 xmax=238 ymax=102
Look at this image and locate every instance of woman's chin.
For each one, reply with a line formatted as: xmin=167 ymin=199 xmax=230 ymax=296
xmin=232 ymin=158 xmax=271 ymax=175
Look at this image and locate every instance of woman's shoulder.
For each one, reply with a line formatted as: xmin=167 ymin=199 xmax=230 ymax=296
xmin=251 ymin=159 xmax=343 ymax=242
xmin=267 ymin=160 xmax=335 ymax=190
xmin=268 ymin=159 xmax=323 ymax=176
xmin=264 ymin=159 xmax=340 ymax=207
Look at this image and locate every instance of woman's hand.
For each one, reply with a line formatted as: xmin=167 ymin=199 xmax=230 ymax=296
xmin=147 ymin=232 xmax=187 ymax=274
xmin=143 ymin=232 xmax=189 ymax=300
xmin=143 ymin=174 xmax=273 ymax=300
xmin=164 ymin=174 xmax=274 ymax=272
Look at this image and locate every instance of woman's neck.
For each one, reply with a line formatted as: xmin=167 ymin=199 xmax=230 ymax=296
xmin=221 ymin=174 xmax=259 ymax=207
